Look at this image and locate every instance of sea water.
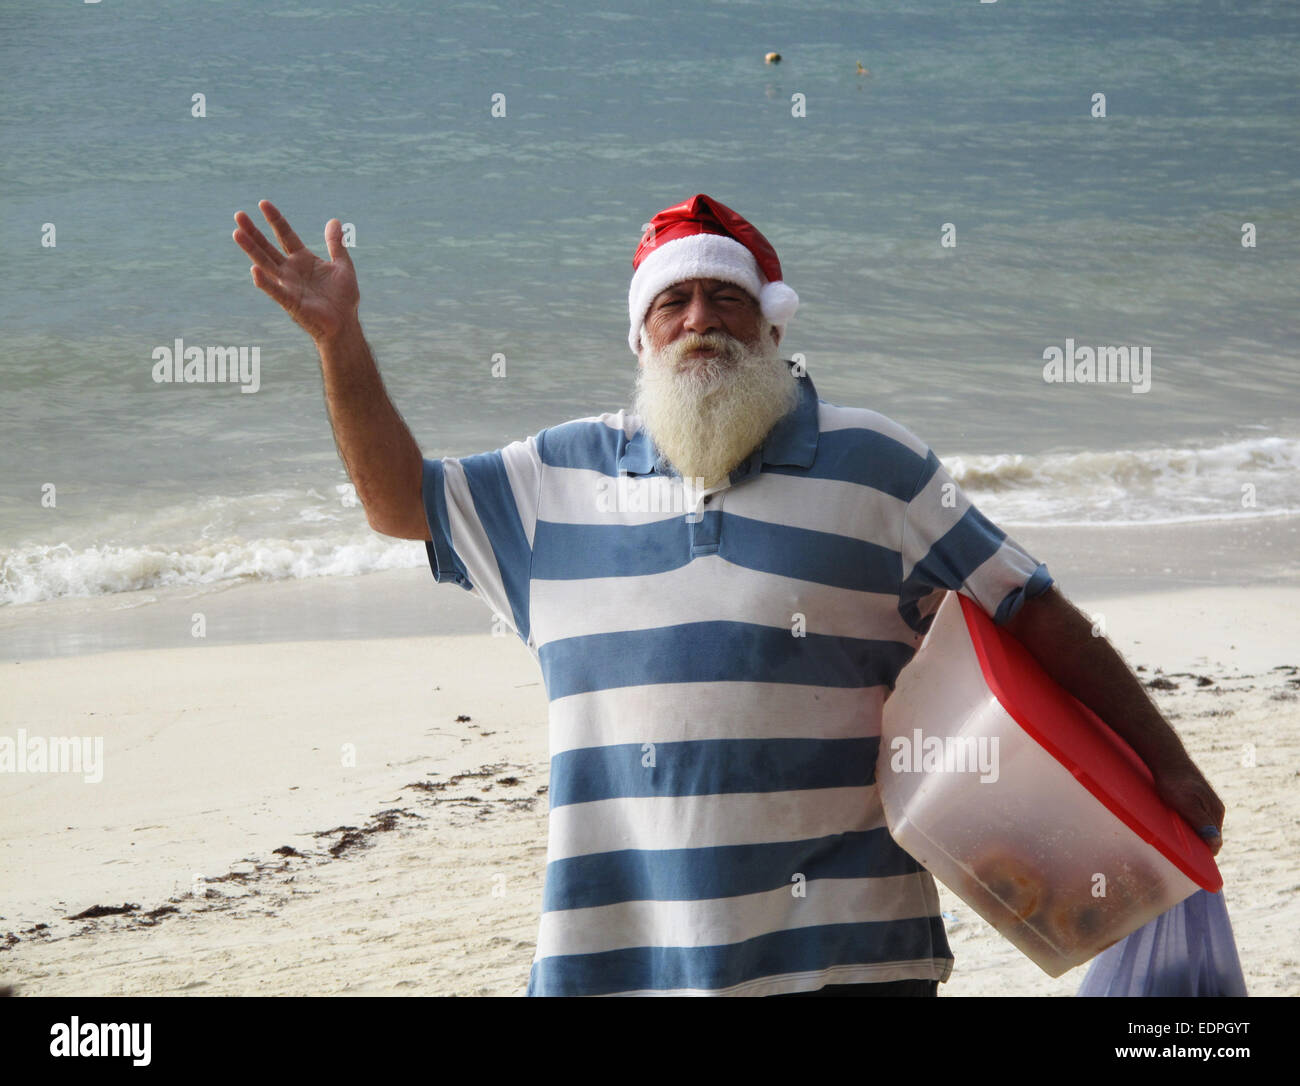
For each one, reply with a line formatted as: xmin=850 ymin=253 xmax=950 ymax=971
xmin=1 ymin=0 xmax=1297 ymax=611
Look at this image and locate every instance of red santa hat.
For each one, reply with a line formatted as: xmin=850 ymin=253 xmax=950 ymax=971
xmin=628 ymin=194 xmax=799 ymax=354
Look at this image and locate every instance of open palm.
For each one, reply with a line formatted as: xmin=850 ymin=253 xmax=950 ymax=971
xmin=233 ymin=199 xmax=359 ymax=342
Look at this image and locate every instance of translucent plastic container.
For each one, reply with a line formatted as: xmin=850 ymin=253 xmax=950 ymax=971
xmin=879 ymin=591 xmax=1221 ymax=977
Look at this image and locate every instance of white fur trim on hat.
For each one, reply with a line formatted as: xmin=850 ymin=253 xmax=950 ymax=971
xmin=628 ymin=233 xmax=766 ymax=354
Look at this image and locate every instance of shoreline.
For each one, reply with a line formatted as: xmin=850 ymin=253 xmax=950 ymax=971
xmin=2 ymin=513 xmax=1297 ymax=663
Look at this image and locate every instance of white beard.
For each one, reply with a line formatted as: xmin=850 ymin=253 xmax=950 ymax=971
xmin=633 ymin=324 xmax=799 ymax=490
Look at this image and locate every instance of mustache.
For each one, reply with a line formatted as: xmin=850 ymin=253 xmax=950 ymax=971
xmin=663 ymin=331 xmax=745 ymax=367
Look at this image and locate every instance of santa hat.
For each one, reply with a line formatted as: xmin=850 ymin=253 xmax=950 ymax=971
xmin=627 ymin=194 xmax=799 ymax=354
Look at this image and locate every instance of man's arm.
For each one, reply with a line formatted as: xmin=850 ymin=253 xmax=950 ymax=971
xmin=314 ymin=320 xmax=428 ymax=540
xmin=1002 ymin=584 xmax=1226 ymax=855
xmin=233 ymin=200 xmax=429 ymax=540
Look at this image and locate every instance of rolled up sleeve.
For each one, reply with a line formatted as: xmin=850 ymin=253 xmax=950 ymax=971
xmin=420 ymin=433 xmax=543 ymax=642
xmin=897 ymin=447 xmax=1052 ymax=634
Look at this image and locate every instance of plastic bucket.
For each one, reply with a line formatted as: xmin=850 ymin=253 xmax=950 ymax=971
xmin=879 ymin=591 xmax=1221 ymax=977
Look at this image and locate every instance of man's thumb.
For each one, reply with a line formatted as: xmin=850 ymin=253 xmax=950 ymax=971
xmin=324 ymin=219 xmax=353 ymax=264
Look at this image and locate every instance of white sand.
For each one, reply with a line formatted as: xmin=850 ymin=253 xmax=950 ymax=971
xmin=2 ymin=586 xmax=1297 ymax=996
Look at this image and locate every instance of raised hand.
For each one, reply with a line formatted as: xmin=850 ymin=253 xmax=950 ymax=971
xmin=233 ymin=200 xmax=359 ymax=343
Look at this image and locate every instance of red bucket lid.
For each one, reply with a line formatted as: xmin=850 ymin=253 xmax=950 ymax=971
xmin=958 ymin=594 xmax=1222 ymax=892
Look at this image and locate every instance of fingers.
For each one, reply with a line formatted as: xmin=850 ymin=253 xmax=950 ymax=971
xmin=1198 ymin=788 xmax=1225 ymax=831
xmin=258 ymin=198 xmax=307 ymax=254
xmin=1164 ymin=778 xmax=1225 ymax=856
xmin=1193 ymin=795 xmax=1224 ymax=856
xmin=233 ymin=212 xmax=285 ymax=271
xmin=324 ymin=218 xmax=354 ymax=266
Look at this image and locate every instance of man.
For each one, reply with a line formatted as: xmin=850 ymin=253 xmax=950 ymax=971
xmin=232 ymin=193 xmax=1225 ymax=997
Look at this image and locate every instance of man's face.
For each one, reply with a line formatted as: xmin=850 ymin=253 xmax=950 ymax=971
xmin=633 ymin=278 xmax=797 ymax=489
xmin=640 ymin=278 xmax=780 ymax=372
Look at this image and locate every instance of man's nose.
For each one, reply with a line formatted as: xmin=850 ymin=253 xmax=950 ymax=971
xmin=681 ymin=294 xmax=722 ymax=335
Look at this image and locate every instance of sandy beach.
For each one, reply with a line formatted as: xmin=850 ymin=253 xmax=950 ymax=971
xmin=2 ymin=576 xmax=1297 ymax=997
xmin=4 ymin=0 xmax=1298 ymax=1007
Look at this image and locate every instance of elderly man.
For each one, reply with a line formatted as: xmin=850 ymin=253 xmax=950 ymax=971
xmin=233 ymin=194 xmax=1225 ymax=997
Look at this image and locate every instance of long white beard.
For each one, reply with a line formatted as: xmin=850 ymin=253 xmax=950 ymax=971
xmin=633 ymin=325 xmax=799 ymax=489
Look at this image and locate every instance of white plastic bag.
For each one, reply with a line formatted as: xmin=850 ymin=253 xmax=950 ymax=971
xmin=1076 ymin=889 xmax=1247 ymax=996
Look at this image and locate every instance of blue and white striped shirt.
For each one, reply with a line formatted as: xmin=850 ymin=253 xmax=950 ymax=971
xmin=420 ymin=367 xmax=1053 ymax=996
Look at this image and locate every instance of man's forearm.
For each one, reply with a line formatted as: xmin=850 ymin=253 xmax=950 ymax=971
xmin=315 ymin=319 xmax=428 ymax=539
xmin=1004 ymin=588 xmax=1192 ymax=778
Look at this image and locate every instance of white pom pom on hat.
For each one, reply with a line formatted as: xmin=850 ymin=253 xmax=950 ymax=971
xmin=628 ymin=194 xmax=799 ymax=354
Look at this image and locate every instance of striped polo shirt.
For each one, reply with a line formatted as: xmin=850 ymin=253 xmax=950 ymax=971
xmin=419 ymin=365 xmax=1053 ymax=996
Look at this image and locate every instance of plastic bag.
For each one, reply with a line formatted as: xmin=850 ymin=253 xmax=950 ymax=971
xmin=1076 ymin=889 xmax=1247 ymax=996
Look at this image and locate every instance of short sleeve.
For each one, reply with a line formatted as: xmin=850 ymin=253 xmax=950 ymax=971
xmin=422 ymin=433 xmax=543 ymax=643
xmin=897 ymin=446 xmax=1053 ymax=634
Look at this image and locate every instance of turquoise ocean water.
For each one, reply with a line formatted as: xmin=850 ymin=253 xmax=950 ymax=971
xmin=1 ymin=0 xmax=1297 ymax=607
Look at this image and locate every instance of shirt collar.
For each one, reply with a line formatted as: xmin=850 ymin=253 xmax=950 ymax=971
xmin=619 ymin=363 xmax=820 ymax=478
